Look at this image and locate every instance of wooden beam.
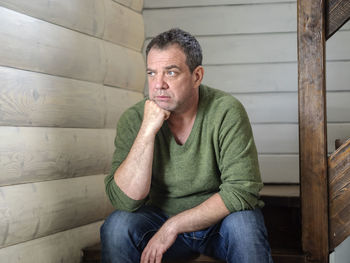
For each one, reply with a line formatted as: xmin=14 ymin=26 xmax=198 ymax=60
xmin=328 ymin=138 xmax=350 ymax=251
xmin=326 ymin=0 xmax=350 ymax=39
xmin=297 ymin=0 xmax=329 ymax=262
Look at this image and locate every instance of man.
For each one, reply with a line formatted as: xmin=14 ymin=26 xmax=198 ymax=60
xmin=101 ymin=28 xmax=272 ymax=263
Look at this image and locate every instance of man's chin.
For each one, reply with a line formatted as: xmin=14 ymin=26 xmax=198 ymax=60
xmin=154 ymin=101 xmax=174 ymax=112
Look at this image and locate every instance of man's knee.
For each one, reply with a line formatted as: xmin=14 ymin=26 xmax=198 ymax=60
xmin=220 ymin=208 xmax=268 ymax=245
xmin=100 ymin=207 xmax=164 ymax=249
xmin=100 ymin=210 xmax=136 ymax=247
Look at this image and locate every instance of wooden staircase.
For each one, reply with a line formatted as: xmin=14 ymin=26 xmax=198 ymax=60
xmin=329 ymin=138 xmax=350 ymax=251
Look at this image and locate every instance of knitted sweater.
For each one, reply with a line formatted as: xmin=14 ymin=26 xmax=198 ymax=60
xmin=105 ymin=85 xmax=264 ymax=216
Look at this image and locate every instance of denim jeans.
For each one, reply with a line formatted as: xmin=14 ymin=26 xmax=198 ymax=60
xmin=100 ymin=206 xmax=273 ymax=263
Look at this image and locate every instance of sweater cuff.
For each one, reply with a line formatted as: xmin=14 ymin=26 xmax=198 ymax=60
xmin=108 ymin=179 xmax=146 ymax=212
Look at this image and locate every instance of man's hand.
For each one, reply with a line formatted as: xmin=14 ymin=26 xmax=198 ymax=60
xmin=140 ymin=100 xmax=171 ymax=138
xmin=140 ymin=222 xmax=177 ymax=263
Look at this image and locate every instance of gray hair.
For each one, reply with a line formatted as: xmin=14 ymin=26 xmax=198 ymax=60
xmin=146 ymin=28 xmax=202 ymax=73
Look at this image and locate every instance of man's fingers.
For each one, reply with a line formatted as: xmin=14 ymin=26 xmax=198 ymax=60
xmin=156 ymin=251 xmax=163 ymax=263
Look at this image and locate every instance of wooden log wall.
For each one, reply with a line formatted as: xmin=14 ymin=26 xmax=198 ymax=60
xmin=0 ymin=0 xmax=145 ymax=262
xmin=143 ymin=0 xmax=350 ymax=183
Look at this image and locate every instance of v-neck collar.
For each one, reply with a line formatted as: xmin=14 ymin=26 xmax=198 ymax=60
xmin=162 ymin=86 xmax=205 ymax=150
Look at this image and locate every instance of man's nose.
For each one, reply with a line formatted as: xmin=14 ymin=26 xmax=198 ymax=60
xmin=154 ymin=74 xmax=168 ymax=89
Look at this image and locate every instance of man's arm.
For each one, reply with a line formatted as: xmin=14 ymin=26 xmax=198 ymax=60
xmin=141 ymin=193 xmax=229 ymax=263
xmin=115 ymin=100 xmax=170 ymax=200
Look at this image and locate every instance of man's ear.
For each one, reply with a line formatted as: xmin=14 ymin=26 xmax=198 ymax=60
xmin=192 ymin=66 xmax=204 ymax=88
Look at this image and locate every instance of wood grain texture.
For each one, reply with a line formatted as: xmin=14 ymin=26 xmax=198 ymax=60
xmin=0 ymin=67 xmax=143 ymax=128
xmin=0 ymin=127 xmax=115 ymax=186
xmin=105 ymin=86 xmax=144 ymax=128
xmin=104 ymin=41 xmax=146 ymax=92
xmin=0 ymin=66 xmax=105 ymax=128
xmin=0 ymin=6 xmax=105 ymax=83
xmin=104 ymin=0 xmax=144 ymax=51
xmin=113 ymin=0 xmax=143 ymax=12
xmin=0 ymin=7 xmax=145 ymax=89
xmin=144 ymin=3 xmax=296 ymax=37
xmin=144 ymin=0 xmax=295 ymax=8
xmin=326 ymin=0 xmax=350 ymax=39
xmin=328 ymin=138 xmax=350 ymax=250
xmin=0 ymin=0 xmax=144 ymax=50
xmin=0 ymin=0 xmax=105 ymax=37
xmin=297 ymin=0 xmax=329 ymax=261
xmin=0 ymin=221 xmax=103 ymax=262
xmin=0 ymin=174 xmax=113 ymax=248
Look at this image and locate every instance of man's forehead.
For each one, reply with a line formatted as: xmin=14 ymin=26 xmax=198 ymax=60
xmin=147 ymin=46 xmax=186 ymax=68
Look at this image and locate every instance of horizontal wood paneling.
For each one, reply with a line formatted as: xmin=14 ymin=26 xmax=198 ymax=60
xmin=253 ymin=124 xmax=298 ymax=154
xmin=0 ymin=67 xmax=143 ymax=128
xmin=144 ymin=3 xmax=296 ymax=37
xmin=326 ymin=28 xmax=350 ymax=59
xmin=0 ymin=67 xmax=104 ymax=128
xmin=104 ymin=41 xmax=146 ymax=92
xmin=203 ymin=60 xmax=350 ymax=93
xmin=259 ymin=154 xmax=299 ymax=183
xmin=0 ymin=0 xmax=105 ymax=38
xmin=0 ymin=221 xmax=103 ymax=262
xmin=104 ymin=0 xmax=144 ymax=50
xmin=0 ymin=6 xmax=105 ymax=83
xmin=203 ymin=63 xmax=297 ymax=93
xmin=252 ymin=123 xmax=350 ymax=154
xmin=0 ymin=0 xmax=144 ymax=50
xmin=145 ymin=30 xmax=350 ymax=65
xmin=201 ymin=31 xmax=350 ymax=65
xmin=105 ymin=86 xmax=144 ymax=128
xmin=0 ymin=127 xmax=115 ymax=186
xmin=0 ymin=174 xmax=113 ymax=248
xmin=113 ymin=0 xmax=143 ymax=12
xmin=236 ymin=93 xmax=297 ymax=123
xmin=144 ymin=0 xmax=295 ymax=8
xmin=0 ymin=6 xmax=145 ymax=90
xmin=235 ymin=91 xmax=350 ymax=123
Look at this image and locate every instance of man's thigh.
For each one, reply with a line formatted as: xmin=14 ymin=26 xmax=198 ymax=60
xmin=101 ymin=206 xmax=168 ymax=249
xmin=200 ymin=209 xmax=272 ymax=263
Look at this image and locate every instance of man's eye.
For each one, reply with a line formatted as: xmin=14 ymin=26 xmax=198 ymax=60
xmin=167 ymin=71 xmax=176 ymax=76
xmin=147 ymin=71 xmax=155 ymax=76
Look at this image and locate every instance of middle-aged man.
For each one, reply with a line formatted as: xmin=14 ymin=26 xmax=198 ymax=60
xmin=101 ymin=28 xmax=273 ymax=263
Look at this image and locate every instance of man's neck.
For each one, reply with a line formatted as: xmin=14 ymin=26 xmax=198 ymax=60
xmin=167 ymin=96 xmax=199 ymax=145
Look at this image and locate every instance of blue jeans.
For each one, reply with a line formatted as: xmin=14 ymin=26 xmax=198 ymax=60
xmin=100 ymin=206 xmax=273 ymax=263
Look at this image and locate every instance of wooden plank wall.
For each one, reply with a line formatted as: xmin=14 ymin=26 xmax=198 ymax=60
xmin=0 ymin=0 xmax=145 ymax=262
xmin=143 ymin=0 xmax=350 ymax=183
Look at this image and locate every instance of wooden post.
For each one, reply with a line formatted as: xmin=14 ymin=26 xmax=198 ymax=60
xmin=297 ymin=0 xmax=329 ymax=262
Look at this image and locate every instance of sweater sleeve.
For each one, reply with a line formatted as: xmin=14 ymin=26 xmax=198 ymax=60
xmin=104 ymin=106 xmax=147 ymax=212
xmin=217 ymin=99 xmax=264 ymax=212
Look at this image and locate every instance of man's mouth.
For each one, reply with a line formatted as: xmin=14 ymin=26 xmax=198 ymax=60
xmin=155 ymin=95 xmax=170 ymax=101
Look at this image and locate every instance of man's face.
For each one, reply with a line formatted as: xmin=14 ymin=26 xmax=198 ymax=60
xmin=146 ymin=45 xmax=198 ymax=113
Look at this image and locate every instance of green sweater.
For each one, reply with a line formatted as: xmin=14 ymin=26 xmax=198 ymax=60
xmin=105 ymin=85 xmax=264 ymax=216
